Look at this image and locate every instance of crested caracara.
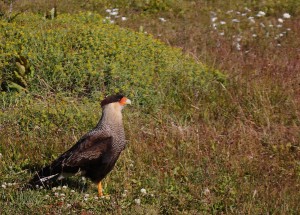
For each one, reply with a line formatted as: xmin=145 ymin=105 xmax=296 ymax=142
xmin=28 ymin=94 xmax=131 ymax=196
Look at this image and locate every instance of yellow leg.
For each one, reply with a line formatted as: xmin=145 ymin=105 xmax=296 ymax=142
xmin=98 ymin=182 xmax=103 ymax=197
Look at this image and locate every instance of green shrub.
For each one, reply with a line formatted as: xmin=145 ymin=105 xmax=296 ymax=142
xmin=0 ymin=12 xmax=224 ymax=112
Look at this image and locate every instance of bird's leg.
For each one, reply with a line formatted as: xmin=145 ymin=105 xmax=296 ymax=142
xmin=98 ymin=181 xmax=103 ymax=196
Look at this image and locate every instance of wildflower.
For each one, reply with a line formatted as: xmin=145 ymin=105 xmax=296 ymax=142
xmin=278 ymin=18 xmax=284 ymax=23
xmin=269 ymin=24 xmax=273 ymax=27
xmin=35 ymin=185 xmax=39 ymax=189
xmin=0 ymin=153 xmax=2 ymax=159
xmin=106 ymin=9 xmax=111 ymax=13
xmin=252 ymin=34 xmax=257 ymax=37
xmin=236 ymin=11 xmax=241 ymax=15
xmin=54 ymin=192 xmax=59 ymax=197
xmin=226 ymin=10 xmax=233 ymax=14
xmin=66 ymin=203 xmax=72 ymax=207
xmin=244 ymin=7 xmax=251 ymax=12
xmin=219 ymin=32 xmax=225 ymax=36
xmin=260 ymin=22 xmax=265 ymax=28
xmin=57 ymin=186 xmax=61 ymax=190
xmin=277 ymin=24 xmax=283 ymax=28
xmin=94 ymin=196 xmax=99 ymax=200
xmin=110 ymin=11 xmax=118 ymax=16
xmin=283 ymin=13 xmax=291 ymax=19
xmin=71 ymin=189 xmax=75 ymax=193
xmin=236 ymin=43 xmax=241 ymax=51
xmin=279 ymin=33 xmax=284 ymax=37
xmin=241 ymin=13 xmax=247 ymax=16
xmin=134 ymin=198 xmax=141 ymax=205
xmin=140 ymin=188 xmax=147 ymax=195
xmin=1 ymin=184 xmax=6 ymax=189
xmin=211 ymin=17 xmax=217 ymax=22
xmin=220 ymin=21 xmax=226 ymax=25
xmin=62 ymin=185 xmax=68 ymax=189
xmin=45 ymin=194 xmax=50 ymax=199
xmin=7 ymin=183 xmax=12 ymax=187
xmin=232 ymin=19 xmax=240 ymax=23
xmin=248 ymin=16 xmax=255 ymax=24
xmin=52 ymin=187 xmax=57 ymax=192
xmin=121 ymin=17 xmax=127 ymax=21
xmin=277 ymin=44 xmax=281 ymax=47
xmin=287 ymin=28 xmax=291 ymax=31
xmin=60 ymin=193 xmax=66 ymax=197
xmin=159 ymin=17 xmax=166 ymax=22
xmin=256 ymin=11 xmax=266 ymax=17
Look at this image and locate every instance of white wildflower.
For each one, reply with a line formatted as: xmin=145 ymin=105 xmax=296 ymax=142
xmin=248 ymin=16 xmax=255 ymax=24
xmin=287 ymin=28 xmax=291 ymax=31
xmin=52 ymin=187 xmax=57 ymax=192
xmin=277 ymin=24 xmax=283 ymax=28
xmin=252 ymin=34 xmax=257 ymax=37
xmin=277 ymin=44 xmax=281 ymax=47
xmin=110 ymin=11 xmax=118 ymax=16
xmin=212 ymin=23 xmax=218 ymax=30
xmin=54 ymin=192 xmax=59 ymax=197
xmin=283 ymin=13 xmax=291 ymax=19
xmin=71 ymin=189 xmax=75 ymax=193
xmin=236 ymin=43 xmax=241 ymax=51
xmin=35 ymin=185 xmax=39 ymax=189
xmin=67 ymin=203 xmax=72 ymax=207
xmin=140 ymin=188 xmax=147 ymax=195
xmin=84 ymin=194 xmax=90 ymax=198
xmin=57 ymin=186 xmax=61 ymax=190
xmin=159 ymin=17 xmax=166 ymax=22
xmin=134 ymin=198 xmax=141 ymax=205
xmin=279 ymin=33 xmax=284 ymax=37
xmin=62 ymin=185 xmax=67 ymax=190
xmin=1 ymin=184 xmax=6 ymax=189
xmin=105 ymin=9 xmax=111 ymax=13
xmin=244 ymin=7 xmax=251 ymax=12
xmin=256 ymin=11 xmax=266 ymax=17
xmin=220 ymin=21 xmax=226 ymax=25
xmin=45 ymin=194 xmax=50 ymax=199
xmin=211 ymin=17 xmax=218 ymax=22
xmin=269 ymin=24 xmax=273 ymax=27
xmin=260 ymin=22 xmax=265 ymax=28
xmin=241 ymin=13 xmax=247 ymax=16
xmin=7 ymin=183 xmax=12 ymax=187
xmin=232 ymin=19 xmax=240 ymax=23
xmin=94 ymin=196 xmax=99 ymax=200
xmin=278 ymin=18 xmax=284 ymax=23
xmin=60 ymin=193 xmax=65 ymax=197
xmin=219 ymin=32 xmax=225 ymax=36
xmin=226 ymin=10 xmax=234 ymax=14
xmin=121 ymin=17 xmax=127 ymax=21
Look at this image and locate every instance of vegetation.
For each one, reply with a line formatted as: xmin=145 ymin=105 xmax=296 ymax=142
xmin=0 ymin=0 xmax=299 ymax=214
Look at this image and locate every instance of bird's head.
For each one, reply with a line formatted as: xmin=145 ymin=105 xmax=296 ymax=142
xmin=101 ymin=94 xmax=131 ymax=110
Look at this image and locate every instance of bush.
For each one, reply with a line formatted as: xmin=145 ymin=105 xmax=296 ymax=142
xmin=0 ymin=12 xmax=224 ymax=112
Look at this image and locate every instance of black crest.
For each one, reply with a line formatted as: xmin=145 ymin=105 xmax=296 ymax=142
xmin=101 ymin=94 xmax=124 ymax=107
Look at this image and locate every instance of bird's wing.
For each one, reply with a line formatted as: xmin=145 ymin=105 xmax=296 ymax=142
xmin=52 ymin=130 xmax=113 ymax=170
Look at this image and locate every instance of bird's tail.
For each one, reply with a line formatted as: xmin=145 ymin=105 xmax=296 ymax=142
xmin=28 ymin=165 xmax=60 ymax=188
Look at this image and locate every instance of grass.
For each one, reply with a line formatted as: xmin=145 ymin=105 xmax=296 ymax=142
xmin=1 ymin=0 xmax=300 ymax=214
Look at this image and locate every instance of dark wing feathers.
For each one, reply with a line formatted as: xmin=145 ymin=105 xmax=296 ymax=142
xmin=29 ymin=130 xmax=113 ymax=187
xmin=63 ymin=136 xmax=112 ymax=167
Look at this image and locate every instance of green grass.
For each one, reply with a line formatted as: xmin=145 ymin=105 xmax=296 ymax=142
xmin=1 ymin=0 xmax=300 ymax=214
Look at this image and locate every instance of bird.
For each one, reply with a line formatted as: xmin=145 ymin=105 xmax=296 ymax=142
xmin=28 ymin=94 xmax=131 ymax=196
